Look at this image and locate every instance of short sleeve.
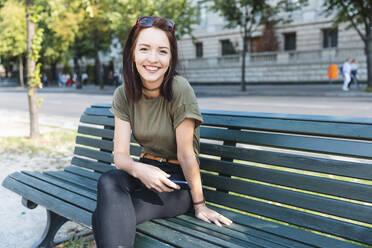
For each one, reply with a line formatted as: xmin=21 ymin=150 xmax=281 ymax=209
xmin=171 ymin=77 xmax=203 ymax=129
xmin=110 ymin=85 xmax=130 ymax=122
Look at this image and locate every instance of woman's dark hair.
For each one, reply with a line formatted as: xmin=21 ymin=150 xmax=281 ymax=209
xmin=122 ymin=18 xmax=179 ymax=102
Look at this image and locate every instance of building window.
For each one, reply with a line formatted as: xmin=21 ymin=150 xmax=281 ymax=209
xmin=323 ymin=28 xmax=338 ymax=48
xmin=195 ymin=42 xmax=203 ymax=58
xmin=197 ymin=1 xmax=207 ymax=26
xmin=249 ymin=37 xmax=261 ymax=53
xmin=284 ymin=0 xmax=299 ymax=11
xmin=221 ymin=39 xmax=236 ymax=55
xmin=284 ymin=32 xmax=296 ymax=51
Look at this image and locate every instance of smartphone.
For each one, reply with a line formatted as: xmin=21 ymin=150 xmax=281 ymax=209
xmin=170 ymin=180 xmax=190 ymax=190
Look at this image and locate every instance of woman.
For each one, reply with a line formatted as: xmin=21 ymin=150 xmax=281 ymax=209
xmin=92 ymin=16 xmax=232 ymax=247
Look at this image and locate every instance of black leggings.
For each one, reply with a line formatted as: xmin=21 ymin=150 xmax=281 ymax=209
xmin=92 ymin=158 xmax=192 ymax=248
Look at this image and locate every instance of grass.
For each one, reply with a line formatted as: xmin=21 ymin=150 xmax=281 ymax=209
xmin=56 ymin=236 xmax=95 ymax=248
xmin=0 ymin=128 xmax=76 ymax=157
xmin=365 ymin=86 xmax=372 ymax=93
xmin=0 ymin=127 xmax=77 ymax=170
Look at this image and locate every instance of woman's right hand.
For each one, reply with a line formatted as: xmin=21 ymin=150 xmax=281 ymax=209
xmin=133 ymin=162 xmax=180 ymax=192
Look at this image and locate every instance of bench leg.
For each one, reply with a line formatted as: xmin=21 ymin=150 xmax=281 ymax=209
xmin=32 ymin=210 xmax=68 ymax=248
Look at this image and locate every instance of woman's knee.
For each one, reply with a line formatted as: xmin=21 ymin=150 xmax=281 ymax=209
xmin=97 ymin=168 xmax=134 ymax=193
xmin=97 ymin=169 xmax=120 ymax=193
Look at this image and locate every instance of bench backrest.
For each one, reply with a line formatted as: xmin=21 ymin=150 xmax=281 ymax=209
xmin=74 ymin=104 xmax=372 ymax=246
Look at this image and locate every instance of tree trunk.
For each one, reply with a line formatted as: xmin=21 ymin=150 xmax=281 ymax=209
xmin=5 ymin=60 xmax=9 ymax=78
xmin=73 ymin=56 xmax=80 ymax=75
xmin=241 ymin=8 xmax=248 ymax=92
xmin=95 ymin=51 xmax=103 ymax=89
xmin=26 ymin=0 xmax=39 ymax=139
xmin=51 ymin=62 xmax=57 ymax=84
xmin=28 ymin=87 xmax=39 ymax=138
xmin=366 ymin=26 xmax=372 ymax=88
xmin=19 ymin=54 xmax=24 ymax=88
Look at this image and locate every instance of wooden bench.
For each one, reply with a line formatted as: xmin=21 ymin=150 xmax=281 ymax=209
xmin=3 ymin=104 xmax=372 ymax=248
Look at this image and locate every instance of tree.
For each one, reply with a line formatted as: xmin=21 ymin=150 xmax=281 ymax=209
xmin=38 ymin=0 xmax=84 ymax=82
xmin=209 ymin=0 xmax=306 ymax=91
xmin=0 ymin=0 xmax=27 ymax=87
xmin=323 ymin=0 xmax=372 ymax=89
xmin=257 ymin=23 xmax=280 ymax=52
xmin=26 ymin=0 xmax=44 ymax=139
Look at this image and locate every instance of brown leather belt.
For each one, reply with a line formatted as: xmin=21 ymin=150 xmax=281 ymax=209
xmin=140 ymin=153 xmax=180 ymax=165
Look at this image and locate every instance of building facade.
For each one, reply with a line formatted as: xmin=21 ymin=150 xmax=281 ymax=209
xmin=178 ymin=0 xmax=367 ymax=84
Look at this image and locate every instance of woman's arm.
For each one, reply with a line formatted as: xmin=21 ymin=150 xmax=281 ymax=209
xmin=114 ymin=116 xmax=179 ymax=192
xmin=176 ymin=118 xmax=233 ymax=227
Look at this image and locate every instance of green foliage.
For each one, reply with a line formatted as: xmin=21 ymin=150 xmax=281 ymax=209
xmin=27 ymin=3 xmax=44 ymax=90
xmin=39 ymin=0 xmax=85 ymax=65
xmin=323 ymin=0 xmax=371 ymax=41
xmin=365 ymin=86 xmax=372 ymax=93
xmin=0 ymin=0 xmax=27 ymax=59
xmin=209 ymin=0 xmax=307 ymax=32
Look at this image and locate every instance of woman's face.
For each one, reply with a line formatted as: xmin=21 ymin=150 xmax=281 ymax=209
xmin=133 ymin=27 xmax=171 ymax=87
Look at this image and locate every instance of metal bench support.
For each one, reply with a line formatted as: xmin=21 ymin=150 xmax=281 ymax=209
xmin=32 ymin=210 xmax=68 ymax=248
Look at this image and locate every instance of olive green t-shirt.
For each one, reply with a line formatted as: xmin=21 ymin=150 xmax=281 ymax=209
xmin=110 ymin=76 xmax=203 ymax=160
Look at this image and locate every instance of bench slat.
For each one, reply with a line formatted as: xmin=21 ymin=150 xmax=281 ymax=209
xmin=173 ymin=215 xmax=312 ymax=248
xmin=202 ymin=113 xmax=372 ymax=140
xmin=137 ymin=221 xmax=221 ymax=248
xmin=80 ymin=114 xmax=114 ymax=127
xmin=162 ymin=218 xmax=290 ymax=248
xmin=208 ymin=206 xmax=363 ymax=248
xmin=200 ymin=127 xmax=372 ymax=158
xmin=75 ymin=135 xmax=140 ymax=154
xmin=152 ymin=219 xmax=257 ymax=248
xmin=135 ymin=232 xmax=175 ymax=248
xmin=2 ymin=175 xmax=92 ymax=226
xmin=76 ymin=136 xmax=113 ymax=151
xmin=84 ymin=107 xmax=113 ymax=117
xmin=44 ymin=171 xmax=97 ymax=192
xmin=71 ymin=157 xmax=113 ymax=173
xmin=200 ymin=144 xmax=372 ymax=181
xmin=64 ymin=166 xmax=101 ymax=181
xmin=204 ymin=189 xmax=372 ymax=245
xmin=9 ymin=172 xmax=96 ymax=211
xmin=22 ymin=171 xmax=96 ymax=200
xmin=74 ymin=147 xmax=113 ymax=164
xmin=200 ymin=157 xmax=372 ymax=203
xmin=202 ymin=173 xmax=372 ymax=224
xmin=78 ymin=126 xmax=114 ymax=139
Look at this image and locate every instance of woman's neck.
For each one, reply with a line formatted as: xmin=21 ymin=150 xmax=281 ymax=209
xmin=142 ymin=80 xmax=162 ymax=99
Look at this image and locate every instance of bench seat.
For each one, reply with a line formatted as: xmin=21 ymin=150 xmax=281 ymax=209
xmin=4 ymin=167 xmax=361 ymax=248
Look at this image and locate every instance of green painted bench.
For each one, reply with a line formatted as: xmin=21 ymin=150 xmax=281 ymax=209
xmin=3 ymin=103 xmax=372 ymax=248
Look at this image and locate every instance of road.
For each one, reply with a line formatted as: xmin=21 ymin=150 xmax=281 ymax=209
xmin=1 ymin=85 xmax=372 ymax=122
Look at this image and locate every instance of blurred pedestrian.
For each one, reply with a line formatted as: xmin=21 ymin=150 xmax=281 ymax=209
xmin=107 ymin=70 xmax=114 ymax=85
xmin=82 ymin=72 xmax=88 ymax=85
xmin=342 ymin=58 xmax=352 ymax=91
xmin=72 ymin=72 xmax=78 ymax=88
xmin=66 ymin=74 xmax=71 ymax=87
xmin=350 ymin=59 xmax=359 ymax=89
xmin=57 ymin=72 xmax=64 ymax=87
xmin=42 ymin=73 xmax=48 ymax=87
xmin=114 ymin=72 xmax=120 ymax=87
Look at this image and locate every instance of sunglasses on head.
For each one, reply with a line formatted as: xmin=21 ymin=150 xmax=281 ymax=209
xmin=136 ymin=16 xmax=175 ymax=32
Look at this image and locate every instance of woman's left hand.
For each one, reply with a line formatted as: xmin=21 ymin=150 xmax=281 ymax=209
xmin=194 ymin=204 xmax=233 ymax=227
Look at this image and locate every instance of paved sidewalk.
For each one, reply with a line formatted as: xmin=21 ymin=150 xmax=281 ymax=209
xmin=1 ymin=82 xmax=371 ymax=98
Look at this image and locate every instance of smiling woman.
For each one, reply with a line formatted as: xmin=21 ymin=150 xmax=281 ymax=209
xmin=91 ymin=16 xmax=232 ymax=248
